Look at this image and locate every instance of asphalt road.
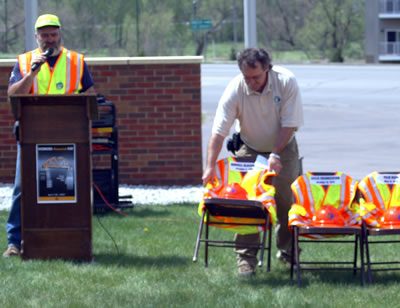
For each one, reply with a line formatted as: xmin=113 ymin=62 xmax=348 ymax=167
xmin=201 ymin=63 xmax=400 ymax=180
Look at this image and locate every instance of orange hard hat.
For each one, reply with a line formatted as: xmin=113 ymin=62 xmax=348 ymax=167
xmin=380 ymin=206 xmax=400 ymax=229
xmin=218 ymin=183 xmax=248 ymax=200
xmin=312 ymin=205 xmax=345 ymax=227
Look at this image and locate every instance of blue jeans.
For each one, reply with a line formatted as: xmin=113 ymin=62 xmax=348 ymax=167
xmin=6 ymin=143 xmax=21 ymax=248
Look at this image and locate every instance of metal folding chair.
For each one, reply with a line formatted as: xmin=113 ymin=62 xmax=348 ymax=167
xmin=359 ymin=171 xmax=400 ymax=284
xmin=193 ymin=156 xmax=276 ymax=271
xmin=289 ymin=172 xmax=365 ymax=287
xmin=193 ymin=198 xmax=272 ymax=269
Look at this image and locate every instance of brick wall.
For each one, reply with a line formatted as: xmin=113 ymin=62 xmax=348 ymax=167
xmin=0 ymin=57 xmax=203 ymax=186
xmin=0 ymin=65 xmax=15 ymax=183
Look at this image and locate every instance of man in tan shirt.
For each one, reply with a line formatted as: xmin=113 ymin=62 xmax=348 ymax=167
xmin=202 ymin=47 xmax=304 ymax=277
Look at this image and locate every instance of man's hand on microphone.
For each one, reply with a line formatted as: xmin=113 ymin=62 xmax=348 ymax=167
xmin=30 ymin=54 xmax=47 ymax=74
xmin=31 ymin=48 xmax=54 ymax=72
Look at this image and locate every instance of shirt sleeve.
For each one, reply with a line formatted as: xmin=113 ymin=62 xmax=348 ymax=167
xmin=80 ymin=61 xmax=94 ymax=93
xmin=9 ymin=61 xmax=22 ymax=87
xmin=211 ymin=75 xmax=241 ymax=138
xmin=280 ymin=75 xmax=304 ymax=128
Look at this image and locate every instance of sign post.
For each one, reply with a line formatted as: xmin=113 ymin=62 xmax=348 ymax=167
xmin=190 ymin=19 xmax=212 ymax=60
xmin=190 ymin=19 xmax=212 ymax=31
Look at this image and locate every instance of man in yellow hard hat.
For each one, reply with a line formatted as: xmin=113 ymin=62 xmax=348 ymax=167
xmin=3 ymin=13 xmax=95 ymax=257
xmin=8 ymin=13 xmax=95 ymax=95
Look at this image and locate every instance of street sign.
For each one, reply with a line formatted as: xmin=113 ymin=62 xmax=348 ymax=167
xmin=190 ymin=19 xmax=212 ymax=30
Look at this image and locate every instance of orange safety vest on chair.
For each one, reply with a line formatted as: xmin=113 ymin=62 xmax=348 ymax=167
xmin=359 ymin=172 xmax=400 ymax=228
xmin=288 ymin=172 xmax=360 ymax=237
xmin=17 ymin=46 xmax=83 ymax=94
xmin=198 ymin=156 xmax=277 ymax=235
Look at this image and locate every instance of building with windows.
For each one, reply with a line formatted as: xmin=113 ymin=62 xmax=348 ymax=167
xmin=365 ymin=0 xmax=400 ymax=63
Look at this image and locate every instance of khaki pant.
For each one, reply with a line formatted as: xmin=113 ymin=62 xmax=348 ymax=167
xmin=234 ymin=137 xmax=300 ymax=268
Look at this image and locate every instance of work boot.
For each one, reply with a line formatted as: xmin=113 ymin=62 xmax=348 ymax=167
xmin=2 ymin=246 xmax=20 ymax=257
xmin=277 ymin=250 xmax=291 ymax=265
xmin=238 ymin=263 xmax=255 ymax=278
xmin=277 ymin=248 xmax=302 ymax=266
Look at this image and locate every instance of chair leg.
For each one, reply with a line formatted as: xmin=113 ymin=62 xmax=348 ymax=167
xmin=365 ymin=232 xmax=372 ymax=284
xmin=294 ymin=226 xmax=301 ymax=287
xmin=205 ymin=214 xmax=209 ymax=267
xmin=267 ymin=221 xmax=272 ymax=272
xmin=258 ymin=220 xmax=268 ymax=268
xmin=353 ymin=234 xmax=358 ymax=276
xmin=359 ymin=231 xmax=365 ymax=286
xmin=290 ymin=228 xmax=295 ymax=280
xmin=193 ymin=211 xmax=205 ymax=262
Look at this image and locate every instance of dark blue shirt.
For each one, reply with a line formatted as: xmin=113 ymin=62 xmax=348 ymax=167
xmin=9 ymin=54 xmax=94 ymax=93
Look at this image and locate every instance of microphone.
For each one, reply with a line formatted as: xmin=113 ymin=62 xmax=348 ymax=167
xmin=31 ymin=48 xmax=54 ymax=71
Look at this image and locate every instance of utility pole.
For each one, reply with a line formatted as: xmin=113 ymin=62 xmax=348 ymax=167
xmin=193 ymin=0 xmax=198 ymax=48
xmin=136 ymin=0 xmax=140 ymax=55
xmin=4 ymin=0 xmax=8 ymax=52
xmin=243 ymin=0 xmax=257 ymax=48
xmin=232 ymin=0 xmax=238 ymax=54
xmin=24 ymin=0 xmax=38 ymax=51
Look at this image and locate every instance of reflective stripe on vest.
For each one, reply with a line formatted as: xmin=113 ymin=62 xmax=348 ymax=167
xmin=292 ymin=172 xmax=356 ymax=212
xmin=199 ymin=157 xmax=277 ymax=234
xmin=209 ymin=157 xmax=245 ymax=197
xmin=359 ymin=172 xmax=400 ymax=210
xmin=289 ymin=172 xmax=359 ymax=232
xmin=17 ymin=47 xmax=83 ymax=94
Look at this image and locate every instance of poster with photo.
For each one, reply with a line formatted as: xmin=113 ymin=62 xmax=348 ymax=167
xmin=36 ymin=144 xmax=77 ymax=204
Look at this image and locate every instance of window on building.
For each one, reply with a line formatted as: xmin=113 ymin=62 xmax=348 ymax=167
xmin=387 ymin=31 xmax=396 ymax=42
xmin=386 ymin=30 xmax=399 ymax=54
xmin=387 ymin=0 xmax=394 ymax=12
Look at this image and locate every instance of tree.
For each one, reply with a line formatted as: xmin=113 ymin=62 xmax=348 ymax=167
xmin=61 ymin=0 xmax=135 ymax=54
xmin=298 ymin=0 xmax=364 ymax=62
xmin=0 ymin=0 xmax=24 ymax=54
xmin=257 ymin=0 xmax=316 ymax=51
xmin=189 ymin=0 xmax=236 ymax=55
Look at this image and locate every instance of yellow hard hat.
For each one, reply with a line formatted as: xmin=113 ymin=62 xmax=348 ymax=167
xmin=35 ymin=14 xmax=61 ymax=30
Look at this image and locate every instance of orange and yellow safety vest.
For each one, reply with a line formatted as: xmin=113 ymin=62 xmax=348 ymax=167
xmin=288 ymin=172 xmax=360 ymax=236
xmin=198 ymin=156 xmax=277 ymax=235
xmin=18 ymin=46 xmax=83 ymax=94
xmin=359 ymin=171 xmax=400 ymax=227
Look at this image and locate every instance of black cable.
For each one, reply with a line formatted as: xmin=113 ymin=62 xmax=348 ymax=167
xmin=95 ymin=215 xmax=120 ymax=256
xmin=93 ymin=182 xmax=127 ymax=256
xmin=93 ymin=183 xmax=127 ymax=216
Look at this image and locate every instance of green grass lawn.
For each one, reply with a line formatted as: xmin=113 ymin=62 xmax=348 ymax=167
xmin=1 ymin=204 xmax=400 ymax=307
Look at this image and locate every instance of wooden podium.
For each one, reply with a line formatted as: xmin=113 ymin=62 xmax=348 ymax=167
xmin=10 ymin=94 xmax=98 ymax=261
